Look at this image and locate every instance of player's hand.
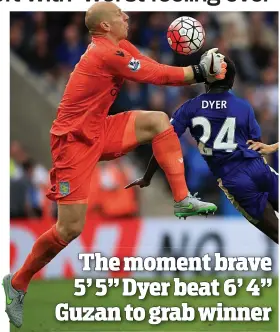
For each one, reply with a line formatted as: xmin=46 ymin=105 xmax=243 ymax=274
xmin=200 ymin=48 xmax=219 ymax=59
xmin=124 ymin=177 xmax=151 ymax=189
xmin=199 ymin=48 xmax=227 ymax=83
xmin=247 ymin=140 xmax=277 ymax=155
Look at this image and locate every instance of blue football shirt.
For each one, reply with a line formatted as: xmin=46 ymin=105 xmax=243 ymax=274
xmin=171 ymin=91 xmax=262 ymax=178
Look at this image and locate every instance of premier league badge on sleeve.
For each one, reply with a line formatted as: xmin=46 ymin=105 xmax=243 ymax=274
xmin=128 ymin=58 xmax=141 ymax=72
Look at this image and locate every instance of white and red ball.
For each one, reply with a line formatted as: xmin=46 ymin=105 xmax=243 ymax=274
xmin=167 ymin=16 xmax=205 ymax=55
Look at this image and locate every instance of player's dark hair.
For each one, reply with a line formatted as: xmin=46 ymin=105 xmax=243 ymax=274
xmin=206 ymin=56 xmax=236 ymax=91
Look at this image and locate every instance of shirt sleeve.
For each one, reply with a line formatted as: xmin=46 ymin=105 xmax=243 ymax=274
xmin=119 ymin=40 xmax=189 ymax=86
xmin=248 ymin=105 xmax=261 ymax=140
xmin=119 ymin=40 xmax=159 ymax=64
xmin=103 ymin=45 xmax=185 ymax=85
xmin=170 ymin=101 xmax=192 ymax=137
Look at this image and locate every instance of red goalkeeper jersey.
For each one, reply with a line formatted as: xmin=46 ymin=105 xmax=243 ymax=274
xmin=50 ymin=37 xmax=185 ymax=142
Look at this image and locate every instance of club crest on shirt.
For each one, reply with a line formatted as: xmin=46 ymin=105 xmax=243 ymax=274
xmin=59 ymin=182 xmax=70 ymax=196
xmin=128 ymin=58 xmax=141 ymax=72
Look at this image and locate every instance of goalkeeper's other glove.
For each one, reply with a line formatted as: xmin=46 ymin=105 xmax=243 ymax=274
xmin=192 ymin=48 xmax=227 ymax=83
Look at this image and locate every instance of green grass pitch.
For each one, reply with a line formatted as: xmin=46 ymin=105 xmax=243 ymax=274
xmin=10 ymin=276 xmax=278 ymax=332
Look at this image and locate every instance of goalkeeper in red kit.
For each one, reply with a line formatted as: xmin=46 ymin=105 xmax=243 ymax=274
xmin=4 ymin=3 xmax=227 ymax=327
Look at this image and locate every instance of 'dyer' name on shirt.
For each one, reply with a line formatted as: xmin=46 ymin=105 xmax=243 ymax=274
xmin=202 ymin=100 xmax=227 ymax=109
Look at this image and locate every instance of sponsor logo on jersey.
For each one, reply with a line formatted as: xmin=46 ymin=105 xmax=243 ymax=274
xmin=128 ymin=58 xmax=141 ymax=72
xmin=110 ymin=77 xmax=123 ymax=97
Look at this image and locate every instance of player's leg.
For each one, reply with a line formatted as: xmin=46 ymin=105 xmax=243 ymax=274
xmin=218 ymin=159 xmax=278 ymax=244
xmin=3 ymin=203 xmax=87 ymax=327
xmin=102 ymin=111 xmax=217 ymax=217
xmin=257 ymin=162 xmax=279 ymax=243
xmin=135 ymin=111 xmax=188 ymax=202
xmin=6 ymin=205 xmax=87 ymax=292
xmin=258 ymin=202 xmax=278 ymax=244
xmin=12 ymin=203 xmax=87 ymax=286
xmin=3 ymin=134 xmax=100 ymax=327
xmin=266 ymin=165 xmax=278 ymax=212
xmin=134 ymin=110 xmax=217 ymax=217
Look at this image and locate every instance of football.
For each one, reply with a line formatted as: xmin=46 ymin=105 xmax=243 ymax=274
xmin=167 ymin=16 xmax=205 ymax=55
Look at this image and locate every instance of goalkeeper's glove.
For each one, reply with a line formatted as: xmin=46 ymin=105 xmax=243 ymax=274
xmin=192 ymin=48 xmax=227 ymax=83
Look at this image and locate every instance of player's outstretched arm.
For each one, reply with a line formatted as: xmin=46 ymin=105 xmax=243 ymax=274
xmin=105 ymin=46 xmax=226 ymax=86
xmin=247 ymin=140 xmax=279 ymax=155
xmin=119 ymin=40 xmax=193 ymax=86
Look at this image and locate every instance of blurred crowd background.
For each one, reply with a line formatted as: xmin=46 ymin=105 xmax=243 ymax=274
xmin=10 ymin=12 xmax=278 ymax=219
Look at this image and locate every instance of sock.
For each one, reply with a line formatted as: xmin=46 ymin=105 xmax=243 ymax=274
xmin=152 ymin=126 xmax=189 ymax=202
xmin=12 ymin=225 xmax=69 ymax=292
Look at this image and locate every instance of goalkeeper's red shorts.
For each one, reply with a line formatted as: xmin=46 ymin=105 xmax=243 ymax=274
xmin=47 ymin=111 xmax=138 ymax=204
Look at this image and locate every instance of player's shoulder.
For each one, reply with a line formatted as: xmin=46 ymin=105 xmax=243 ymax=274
xmin=229 ymin=93 xmax=251 ymax=106
xmin=228 ymin=94 xmax=253 ymax=112
xmin=89 ymin=40 xmax=120 ymax=59
xmin=175 ymin=94 xmax=204 ymax=115
xmin=174 ymin=95 xmax=201 ymax=118
xmin=118 ymin=39 xmax=130 ymax=51
xmin=183 ymin=93 xmax=206 ymax=108
xmin=191 ymin=93 xmax=206 ymax=103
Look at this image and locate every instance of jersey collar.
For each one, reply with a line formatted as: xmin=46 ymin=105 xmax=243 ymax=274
xmin=207 ymin=87 xmax=231 ymax=94
xmin=92 ymin=36 xmax=119 ymax=47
